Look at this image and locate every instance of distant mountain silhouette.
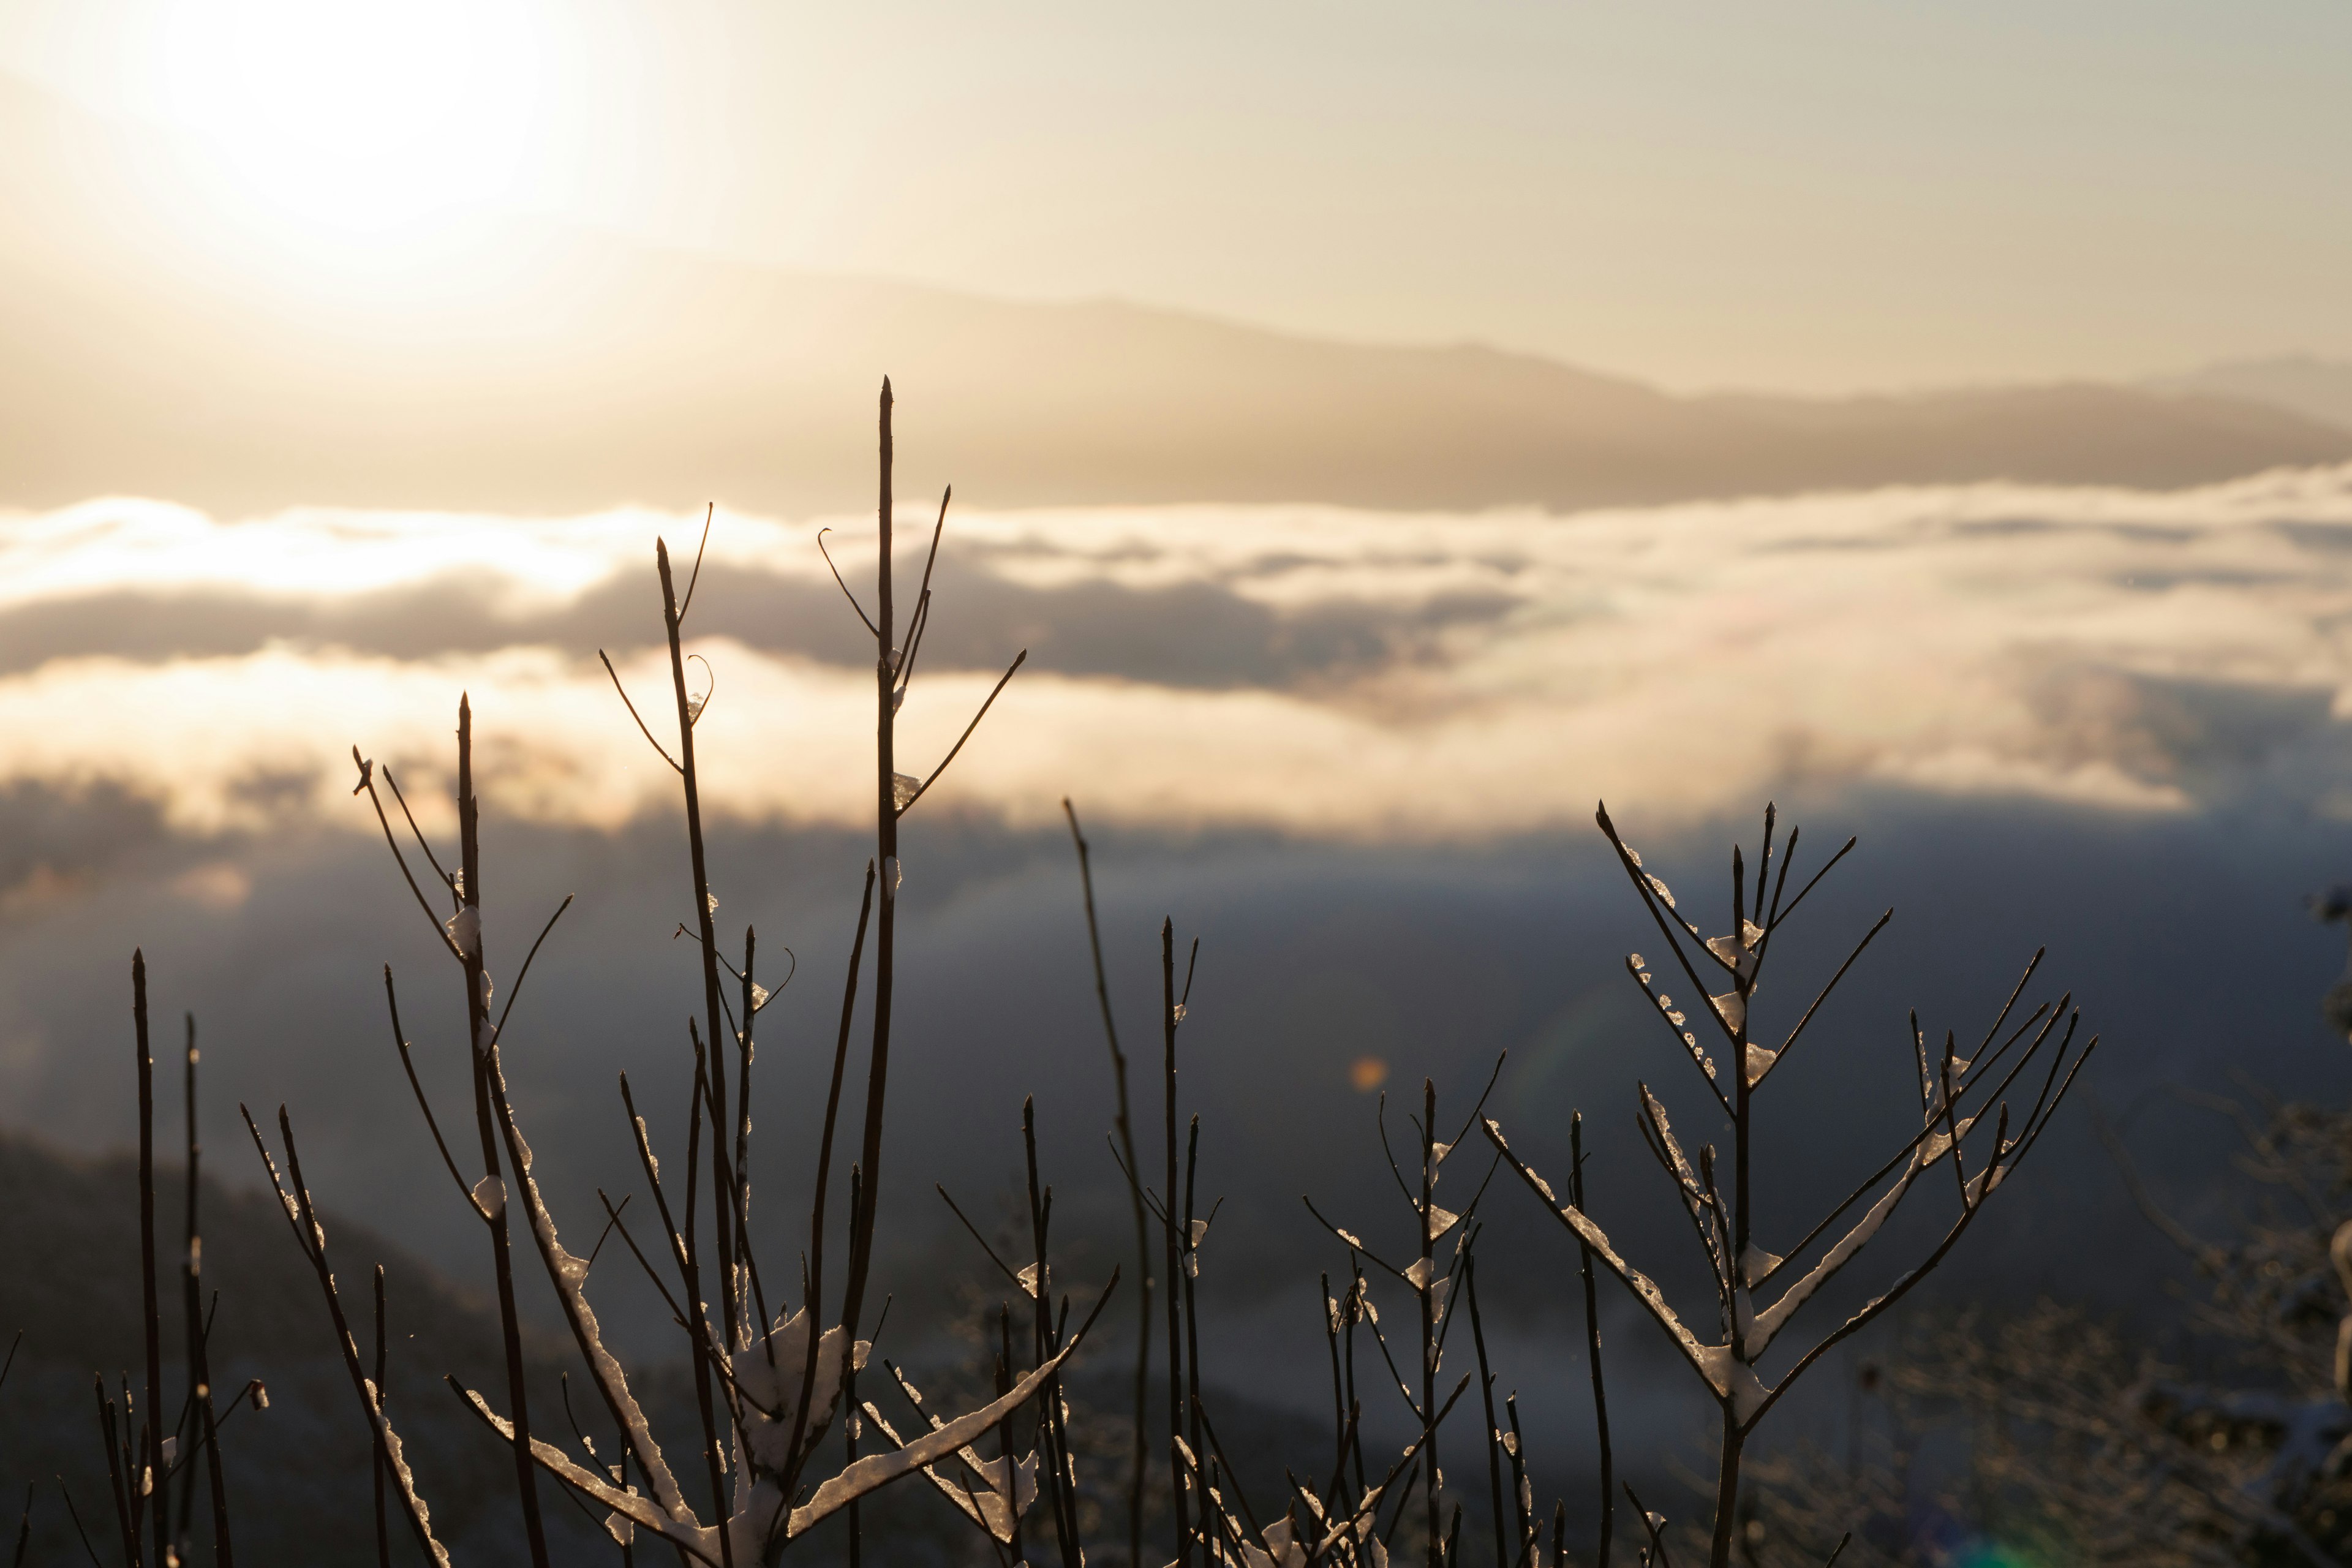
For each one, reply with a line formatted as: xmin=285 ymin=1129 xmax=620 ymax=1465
xmin=2152 ymin=356 xmax=2352 ymax=434
xmin=0 ymin=1128 xmax=1324 ymax=1565
xmin=0 ymin=1130 xmax=628 ymax=1563
xmin=3 ymin=73 xmax=2348 ymax=519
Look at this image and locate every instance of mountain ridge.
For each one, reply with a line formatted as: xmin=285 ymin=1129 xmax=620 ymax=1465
xmin=2 ymin=70 xmax=2348 ymax=517
xmin=2151 ymin=356 xmax=2352 ymax=434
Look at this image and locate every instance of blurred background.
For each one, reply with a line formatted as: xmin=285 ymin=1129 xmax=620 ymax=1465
xmin=3 ymin=2 xmax=2352 ymax=1560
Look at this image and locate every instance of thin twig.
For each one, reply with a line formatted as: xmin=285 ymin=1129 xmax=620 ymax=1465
xmin=896 ymin=650 xmax=1028 ymax=816
xmin=383 ymin=967 xmax=484 ymax=1217
xmin=818 ymin=528 xmax=881 ymax=638
xmin=597 ymin=652 xmax=684 ymax=774
xmin=679 ymin=503 xmax=715 ymax=622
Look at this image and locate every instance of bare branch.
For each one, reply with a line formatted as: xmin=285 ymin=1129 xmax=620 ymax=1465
xmin=352 ymin=750 xmax=463 ymax=959
xmin=817 ymin=528 xmax=881 ymax=638
xmin=678 ymin=503 xmax=714 ymax=623
xmin=897 ymin=650 xmax=1028 ymax=816
xmin=597 ymin=652 xmax=684 ymax=774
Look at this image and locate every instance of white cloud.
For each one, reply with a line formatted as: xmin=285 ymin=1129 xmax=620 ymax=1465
xmin=6 ymin=467 xmax=2352 ymax=839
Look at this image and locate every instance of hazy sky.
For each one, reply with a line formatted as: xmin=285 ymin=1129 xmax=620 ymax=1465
xmin=3 ymin=1 xmax=2348 ymax=392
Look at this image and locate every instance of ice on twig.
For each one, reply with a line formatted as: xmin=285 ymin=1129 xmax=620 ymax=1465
xmin=782 ymin=1341 xmax=1083 ymax=1540
xmin=248 ymin=1379 xmax=269 ymax=1410
xmin=1551 ymin=1200 xmax=1713 ymax=1373
xmin=503 ymin=1169 xmax=612 ymax=1350
xmin=1738 ymin=1244 xmax=1783 ymax=1286
xmin=958 ymin=1451 xmax=1041 ymax=1544
xmin=1711 ymin=990 xmax=1747 ymax=1031
xmin=1747 ymin=1155 xmax=1922 ymax=1354
xmin=1647 ymin=875 xmax=1677 ymax=910
xmin=1251 ymin=1513 xmax=1311 ymax=1568
xmin=445 ymin=906 xmax=480 ymax=957
xmin=605 ymin=1511 xmax=636 ymax=1547
xmin=1966 ymin=1160 xmax=2008 ymax=1203
xmin=1743 ymin=1044 xmax=1778 ymax=1087
xmin=1638 ymin=1085 xmax=1697 ymax=1185
xmin=750 ymin=982 xmax=771 ymax=1011
xmin=705 ymin=891 xmax=719 ymax=915
xmin=472 ymin=1175 xmax=506 ymax=1220
xmin=358 ymin=1379 xmax=451 ymax=1560
xmin=1189 ymin=1217 xmax=1210 ymax=1248
xmin=1680 ymin=1033 xmax=1718 ymax=1079
xmin=1017 ymin=1262 xmax=1050 ymax=1298
xmin=865 ymin=1401 xmax=992 ymax=1532
xmin=1704 ymin=921 xmax=1764 ymax=978
xmin=1172 ymin=1002 xmax=1188 ymax=1024
xmin=734 ymin=1308 xmax=872 ymax=1469
xmin=892 ymin=772 xmax=921 ymax=809
xmin=883 ymin=856 xmax=902 ymax=895
xmin=1691 ymin=1344 xmax=1770 ymax=1422
xmin=1424 ymin=1204 xmax=1461 ymax=1243
xmin=1403 ymin=1257 xmax=1448 ymax=1294
xmin=1919 ymin=1114 xmax=1978 ymax=1167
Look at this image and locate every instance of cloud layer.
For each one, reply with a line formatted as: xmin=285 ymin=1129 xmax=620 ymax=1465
xmin=9 ymin=466 xmax=2352 ymax=842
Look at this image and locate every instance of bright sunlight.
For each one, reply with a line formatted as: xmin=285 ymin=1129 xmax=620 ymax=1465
xmin=154 ymin=0 xmax=551 ymax=233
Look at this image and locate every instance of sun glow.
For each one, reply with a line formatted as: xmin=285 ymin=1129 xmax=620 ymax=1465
xmin=155 ymin=0 xmax=552 ymax=234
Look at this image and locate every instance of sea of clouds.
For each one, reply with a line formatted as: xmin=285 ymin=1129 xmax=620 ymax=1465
xmin=4 ymin=470 xmax=2352 ymax=1419
xmin=7 ymin=463 xmax=2352 ymax=846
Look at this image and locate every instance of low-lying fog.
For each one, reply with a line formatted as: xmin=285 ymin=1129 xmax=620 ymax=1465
xmin=6 ymin=470 xmax=2352 ymax=1460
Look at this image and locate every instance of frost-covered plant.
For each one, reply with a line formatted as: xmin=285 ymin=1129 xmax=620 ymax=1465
xmin=299 ymin=379 xmax=1087 ymax=1567
xmin=1302 ymin=1073 xmax=1513 ymax=1568
xmin=1863 ymin=1081 xmax=2352 ymax=1567
xmin=1481 ymin=804 xmax=2100 ymax=1568
xmin=1065 ymin=797 xmax=1158 ymax=1568
xmin=96 ymin=385 xmax=2107 ymax=1568
xmin=77 ymin=959 xmax=251 ymax=1568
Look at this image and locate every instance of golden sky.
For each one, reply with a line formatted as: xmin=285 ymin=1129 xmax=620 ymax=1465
xmin=3 ymin=1 xmax=2348 ymax=393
